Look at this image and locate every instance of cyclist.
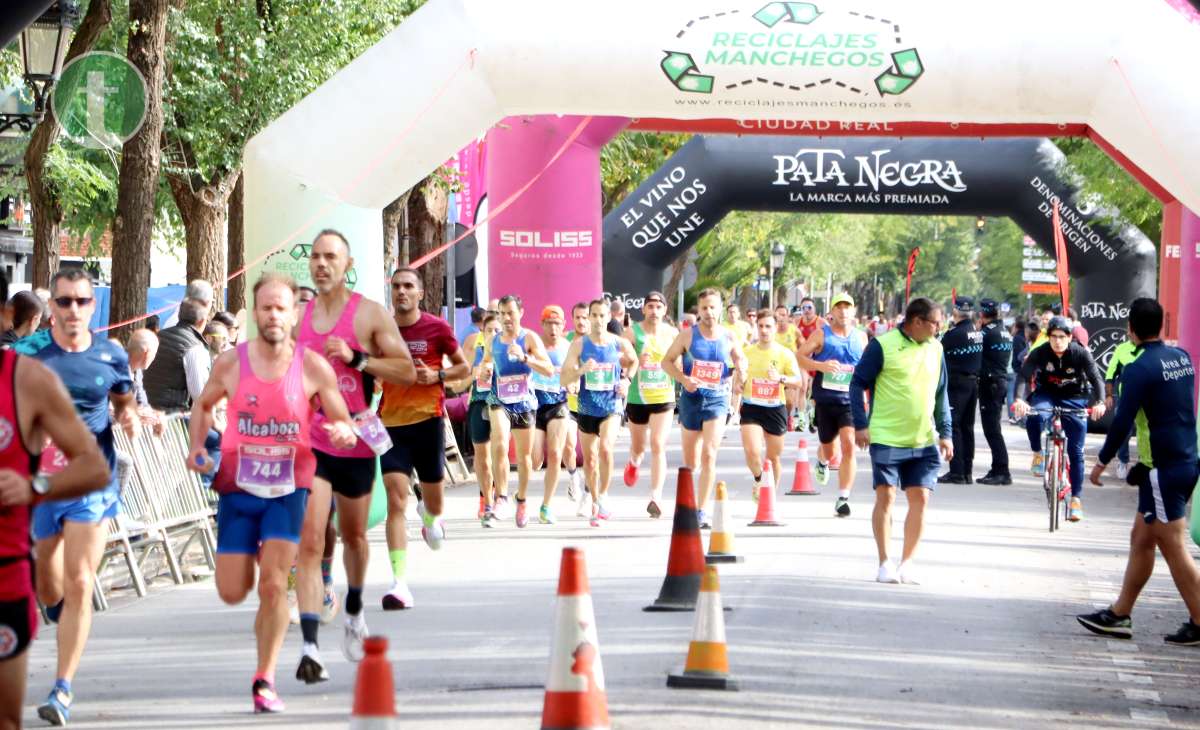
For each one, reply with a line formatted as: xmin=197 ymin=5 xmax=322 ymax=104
xmin=1012 ymin=316 xmax=1106 ymax=521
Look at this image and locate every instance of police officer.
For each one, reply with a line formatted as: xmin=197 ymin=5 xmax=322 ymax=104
xmin=976 ymin=299 xmax=1013 ymax=485
xmin=938 ymin=296 xmax=982 ymax=484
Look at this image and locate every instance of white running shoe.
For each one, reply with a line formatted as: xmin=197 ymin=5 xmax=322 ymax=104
xmin=381 ymin=580 xmax=414 ymax=611
xmin=418 ymin=502 xmax=446 ymax=551
xmin=320 ymin=586 xmax=339 ymax=624
xmin=897 ymin=561 xmax=921 ymax=585
xmin=576 ymin=488 xmax=592 ymax=517
xmin=566 ymin=471 xmax=581 ymax=501
xmin=342 ymin=612 xmax=369 ymax=663
xmin=287 ymin=589 xmax=300 ymax=625
xmin=876 ymin=560 xmax=900 ymax=584
xmin=1116 ymin=462 xmax=1129 ymax=480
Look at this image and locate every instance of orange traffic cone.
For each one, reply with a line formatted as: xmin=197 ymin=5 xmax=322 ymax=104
xmin=667 ymin=565 xmax=738 ymax=691
xmin=351 ymin=636 xmax=396 ymax=729
xmin=542 ymin=547 xmax=610 ymax=730
xmin=786 ymin=438 xmax=820 ymax=496
xmin=749 ymin=466 xmax=785 ymax=527
xmin=645 ymin=467 xmax=706 ymax=612
xmin=706 ymin=482 xmax=743 ymax=565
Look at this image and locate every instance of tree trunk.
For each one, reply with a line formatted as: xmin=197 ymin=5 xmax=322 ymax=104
xmin=227 ymin=171 xmax=245 ymax=313
xmin=168 ymin=172 xmax=234 ymax=308
xmin=23 ymin=0 xmax=113 ymax=288
xmin=664 ymin=256 xmax=687 ymax=319
xmin=382 ymin=191 xmax=408 ymax=274
xmin=109 ymin=0 xmax=169 ymax=342
xmin=405 ymin=178 xmax=446 ymax=312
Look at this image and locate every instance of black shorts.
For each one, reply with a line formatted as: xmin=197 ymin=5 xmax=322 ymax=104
xmin=625 ymin=402 xmax=674 ymax=425
xmin=313 ymin=450 xmax=377 ymax=498
xmin=468 ymin=399 xmax=491 ymax=444
xmin=536 ymin=402 xmax=570 ymax=431
xmin=380 ymin=418 xmax=445 ymax=483
xmin=576 ymin=412 xmax=617 ymax=436
xmin=0 ymin=593 xmax=36 ymax=661
xmin=739 ymin=403 xmax=788 ymax=437
xmin=489 ymin=404 xmax=534 ymax=430
xmin=815 ymin=400 xmax=854 ymax=444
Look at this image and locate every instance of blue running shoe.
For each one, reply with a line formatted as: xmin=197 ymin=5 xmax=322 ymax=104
xmin=38 ymin=688 xmax=71 ymax=726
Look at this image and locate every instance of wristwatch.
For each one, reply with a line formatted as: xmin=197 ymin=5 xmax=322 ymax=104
xmin=354 ymin=352 xmax=370 ymax=372
xmin=437 ymin=369 xmax=445 ymax=382
xmin=32 ymin=474 xmax=51 ymax=496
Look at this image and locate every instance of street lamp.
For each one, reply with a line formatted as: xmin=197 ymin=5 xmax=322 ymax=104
xmin=768 ymin=241 xmax=785 ymax=310
xmin=1 ymin=2 xmax=79 ymax=136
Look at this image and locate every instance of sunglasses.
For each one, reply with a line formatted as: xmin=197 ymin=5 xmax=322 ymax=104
xmin=801 ymin=304 xmax=815 ymax=311
xmin=53 ymin=296 xmax=94 ymax=308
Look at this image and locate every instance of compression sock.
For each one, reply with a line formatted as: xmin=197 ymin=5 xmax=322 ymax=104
xmin=300 ymin=614 xmax=320 ymax=646
xmin=320 ymin=558 xmax=333 ymax=587
xmin=389 ymin=549 xmax=407 ymax=580
xmin=345 ymin=586 xmax=363 ymax=616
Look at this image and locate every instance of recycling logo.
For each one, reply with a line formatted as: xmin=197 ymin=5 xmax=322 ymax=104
xmin=262 ymin=243 xmax=357 ymax=290
xmin=660 ymin=2 xmax=925 ymax=97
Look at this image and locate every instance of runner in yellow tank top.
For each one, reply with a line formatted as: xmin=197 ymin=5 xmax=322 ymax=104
xmin=737 ymin=309 xmax=804 ymax=497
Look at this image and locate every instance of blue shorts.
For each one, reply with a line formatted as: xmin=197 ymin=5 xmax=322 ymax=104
xmin=216 ymin=490 xmax=310 ymax=554
xmin=869 ymin=444 xmax=941 ymax=489
xmin=32 ymin=487 xmax=120 ymax=541
xmin=1130 ymin=461 xmax=1198 ymax=524
xmin=678 ymin=389 xmax=728 ymax=431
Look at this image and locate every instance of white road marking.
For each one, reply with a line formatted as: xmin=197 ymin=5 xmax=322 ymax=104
xmin=1123 ymin=688 xmax=1161 ymax=702
xmin=1118 ymin=672 xmax=1154 ymax=685
xmin=1129 ymin=708 xmax=1169 ymax=724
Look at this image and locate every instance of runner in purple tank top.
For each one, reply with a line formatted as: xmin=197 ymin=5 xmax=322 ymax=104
xmin=293 ymin=230 xmax=415 ymax=683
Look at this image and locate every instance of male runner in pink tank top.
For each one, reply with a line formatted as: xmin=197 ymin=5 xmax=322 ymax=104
xmin=188 ymin=273 xmax=356 ymax=713
xmin=293 ymin=229 xmax=415 ymax=683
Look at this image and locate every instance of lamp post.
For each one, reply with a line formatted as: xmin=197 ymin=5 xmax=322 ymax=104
xmin=1 ymin=2 xmax=79 ymax=136
xmin=769 ymin=241 xmax=785 ymax=310
xmin=755 ymin=271 xmax=768 ymax=309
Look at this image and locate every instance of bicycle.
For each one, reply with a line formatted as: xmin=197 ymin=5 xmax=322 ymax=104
xmin=1037 ymin=406 xmax=1090 ymax=532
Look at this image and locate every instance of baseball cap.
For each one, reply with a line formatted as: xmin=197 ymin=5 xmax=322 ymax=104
xmin=541 ymin=305 xmax=564 ymax=321
xmin=644 ymin=291 xmax=666 ymax=305
xmin=831 ymin=292 xmax=855 ymax=308
xmin=954 ymin=296 xmax=975 ymax=313
xmin=979 ymin=298 xmax=1000 ymax=316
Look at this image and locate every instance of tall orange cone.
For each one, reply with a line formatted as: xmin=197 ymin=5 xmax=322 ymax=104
xmin=645 ymin=467 xmax=706 ymax=611
xmin=351 ymin=636 xmax=396 ymax=729
xmin=542 ymin=547 xmax=610 ymax=730
xmin=786 ymin=437 xmax=820 ymax=496
xmin=706 ymin=482 xmax=743 ymax=565
xmin=749 ymin=464 xmax=785 ymax=527
xmin=667 ymin=565 xmax=738 ymax=691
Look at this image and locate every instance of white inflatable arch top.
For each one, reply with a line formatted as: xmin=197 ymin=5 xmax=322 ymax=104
xmin=243 ymin=0 xmax=1200 ymax=300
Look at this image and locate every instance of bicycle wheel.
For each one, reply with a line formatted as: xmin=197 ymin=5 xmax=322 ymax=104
xmin=1045 ymin=447 xmax=1059 ymax=532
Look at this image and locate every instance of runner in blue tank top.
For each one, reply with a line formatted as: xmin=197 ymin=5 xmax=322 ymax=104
xmin=663 ymin=288 xmax=747 ymax=527
xmin=797 ymin=293 xmax=867 ymax=517
xmin=531 ymin=305 xmax=576 ymax=525
xmin=560 ymin=299 xmax=638 ymax=527
xmin=487 ymin=295 xmax=555 ymax=528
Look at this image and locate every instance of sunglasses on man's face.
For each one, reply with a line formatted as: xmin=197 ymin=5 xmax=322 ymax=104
xmin=54 ymin=296 xmax=94 ymax=308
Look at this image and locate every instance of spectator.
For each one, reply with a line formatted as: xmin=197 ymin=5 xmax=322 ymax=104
xmin=143 ymin=297 xmax=211 ymax=412
xmin=1 ymin=290 xmax=43 ymax=347
xmin=186 ymin=278 xmax=215 ymax=315
xmin=212 ymin=310 xmax=238 ymax=347
xmin=464 ymin=306 xmax=485 ymax=341
xmin=144 ymin=314 xmax=161 ymax=333
xmin=607 ymin=297 xmax=626 ymax=336
xmin=204 ymin=321 xmax=230 ymax=357
xmin=126 ymin=328 xmax=159 ymax=408
xmin=1067 ymin=306 xmax=1089 ymax=347
xmin=1008 ymin=318 xmax=1028 ymax=419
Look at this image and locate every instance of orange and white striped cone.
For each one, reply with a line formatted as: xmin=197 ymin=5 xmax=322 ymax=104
xmin=706 ymin=482 xmax=744 ymax=565
xmin=351 ymin=636 xmax=396 ymax=729
xmin=666 ymin=565 xmax=738 ymax=691
xmin=786 ymin=437 xmax=820 ymax=496
xmin=542 ymin=547 xmax=610 ymax=730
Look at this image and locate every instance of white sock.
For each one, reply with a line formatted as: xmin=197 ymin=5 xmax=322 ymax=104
xmin=838 ymin=488 xmax=850 ymax=499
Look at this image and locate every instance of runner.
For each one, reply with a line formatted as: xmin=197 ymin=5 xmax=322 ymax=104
xmin=187 ymin=273 xmax=357 ymax=713
xmin=560 ymin=299 xmax=638 ymax=527
xmin=531 ymin=305 xmax=571 ymax=524
xmin=725 ymin=303 xmax=754 ymax=345
xmin=737 ymin=309 xmax=804 ymax=498
xmin=622 ymin=292 xmax=678 ymax=518
xmin=0 ymin=271 xmax=111 ymax=730
xmin=662 ymin=288 xmax=747 ymax=528
xmin=464 ymin=313 xmax=501 ymax=525
xmin=487 ymin=295 xmax=555 ymax=528
xmin=565 ymin=302 xmax=589 ymax=515
xmin=797 ymin=293 xmax=866 ymax=517
xmin=794 ymin=297 xmax=825 ymax=432
xmin=294 ymin=229 xmax=415 ymax=683
xmin=13 ymin=270 xmax=141 ymax=727
xmin=377 ymin=268 xmax=469 ymax=610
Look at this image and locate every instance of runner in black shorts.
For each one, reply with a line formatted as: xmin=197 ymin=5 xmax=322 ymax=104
xmin=465 ymin=314 xmax=501 ymax=524
xmin=622 ymin=292 xmax=678 ymax=517
xmin=737 ymin=310 xmax=804 ymax=499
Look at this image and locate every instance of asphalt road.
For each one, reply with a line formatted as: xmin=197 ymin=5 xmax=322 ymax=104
xmin=22 ymin=420 xmax=1200 ymax=728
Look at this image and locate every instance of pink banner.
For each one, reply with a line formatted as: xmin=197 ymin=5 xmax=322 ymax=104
xmin=455 ymin=140 xmax=486 ymax=225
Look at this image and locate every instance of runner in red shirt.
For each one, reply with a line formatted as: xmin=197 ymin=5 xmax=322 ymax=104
xmin=794 ymin=297 xmax=827 ymax=432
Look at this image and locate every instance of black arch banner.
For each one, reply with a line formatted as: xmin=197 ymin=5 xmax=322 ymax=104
xmin=602 ymin=136 xmax=1156 ymax=366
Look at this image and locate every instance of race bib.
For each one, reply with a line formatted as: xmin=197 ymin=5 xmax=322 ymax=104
xmin=822 ymin=369 xmax=853 ymax=393
xmin=39 ymin=442 xmax=68 ymax=476
xmin=638 ymin=361 xmax=672 ymax=398
xmin=235 ymin=444 xmax=297 ymax=498
xmin=691 ymin=359 xmax=724 ymax=388
xmin=532 ymin=367 xmax=563 ymax=393
xmin=584 ymin=363 xmax=617 ymax=391
xmin=497 ymin=374 xmax=530 ymax=404
xmin=746 ymin=377 xmax=783 ymax=406
xmin=353 ymin=411 xmax=393 ymax=456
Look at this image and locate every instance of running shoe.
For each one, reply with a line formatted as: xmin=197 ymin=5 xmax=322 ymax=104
xmin=538 ymin=504 xmax=557 ymax=524
xmin=646 ymin=500 xmax=662 ymax=518
xmin=576 ymin=489 xmax=592 ymax=517
xmin=342 ymin=612 xmax=369 ymax=662
xmin=896 ymin=561 xmax=920 ymax=585
xmin=595 ymin=502 xmax=612 ymax=521
xmin=1031 ymin=452 xmax=1046 ymax=477
xmin=494 ymin=495 xmax=511 ymax=521
xmin=320 ymin=585 xmax=339 ymax=624
xmin=1076 ymin=607 xmax=1132 ymax=639
xmin=288 ymin=589 xmax=300 ymax=625
xmin=1164 ymin=619 xmax=1200 ymax=646
xmin=815 ymin=460 xmax=830 ymax=486
xmin=697 ymin=509 xmax=711 ymax=530
xmin=252 ymin=679 xmax=285 ymax=714
xmin=515 ymin=501 xmax=529 ymax=528
xmin=589 ymin=506 xmax=601 ymax=528
xmin=876 ymin=560 xmax=900 ymax=584
xmin=566 ymin=471 xmax=581 ymax=501
xmin=481 ymin=508 xmax=496 ymax=528
xmin=1116 ymin=462 xmax=1130 ymax=480
xmin=418 ymin=502 xmax=446 ymax=550
xmin=806 ymin=404 xmax=817 ymax=433
xmin=835 ymin=497 xmax=851 ymax=517
xmin=37 ymin=688 xmax=71 ymax=726
xmin=1068 ymin=497 xmax=1083 ymax=522
xmin=381 ymin=580 xmax=414 ymax=611
xmin=296 ymin=643 xmax=330 ymax=684
xmin=623 ymin=461 xmax=638 ymax=487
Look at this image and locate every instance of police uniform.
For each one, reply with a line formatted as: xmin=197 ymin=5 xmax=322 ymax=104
xmin=976 ymin=299 xmax=1013 ymax=484
xmin=939 ymin=297 xmax=983 ymax=483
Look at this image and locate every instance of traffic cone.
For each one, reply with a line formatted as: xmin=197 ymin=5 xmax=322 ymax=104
xmin=667 ymin=565 xmax=738 ymax=691
xmin=542 ymin=547 xmax=610 ymax=730
xmin=749 ymin=467 xmax=785 ymax=527
xmin=644 ymin=467 xmax=705 ymax=612
xmin=786 ymin=438 xmax=820 ymax=496
xmin=706 ymin=482 xmax=743 ymax=565
xmin=351 ymin=636 xmax=396 ymax=729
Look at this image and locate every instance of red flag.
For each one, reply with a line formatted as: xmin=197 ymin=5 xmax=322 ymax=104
xmin=905 ymin=247 xmax=920 ymax=305
xmin=1051 ymin=200 xmax=1071 ymax=314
